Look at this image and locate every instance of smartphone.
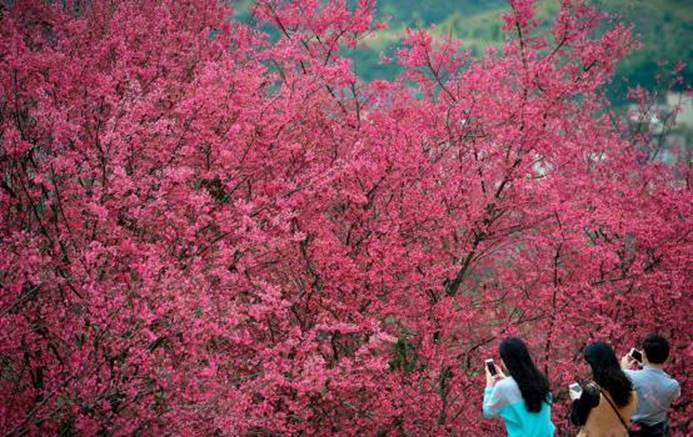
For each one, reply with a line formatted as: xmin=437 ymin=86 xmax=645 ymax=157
xmin=485 ymin=359 xmax=498 ymax=376
xmin=629 ymin=348 xmax=643 ymax=363
xmin=569 ymin=382 xmax=583 ymax=397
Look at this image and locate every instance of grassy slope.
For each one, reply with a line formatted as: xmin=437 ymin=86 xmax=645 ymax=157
xmin=232 ymin=1 xmax=692 ymax=101
xmin=352 ymin=0 xmax=692 ymax=102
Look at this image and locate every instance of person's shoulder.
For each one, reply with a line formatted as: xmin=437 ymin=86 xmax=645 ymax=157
xmin=668 ymin=374 xmax=681 ymax=391
xmin=494 ymin=376 xmax=521 ymax=395
xmin=493 ymin=377 xmax=524 ymax=403
xmin=496 ymin=376 xmax=518 ymax=390
xmin=664 ymin=368 xmax=679 ymax=382
xmin=660 ymin=368 xmax=680 ymax=386
xmin=624 ymin=368 xmax=644 ymax=380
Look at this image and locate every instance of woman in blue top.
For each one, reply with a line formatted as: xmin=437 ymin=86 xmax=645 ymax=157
xmin=482 ymin=337 xmax=555 ymax=437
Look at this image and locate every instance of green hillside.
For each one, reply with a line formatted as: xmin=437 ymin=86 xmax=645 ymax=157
xmin=357 ymin=0 xmax=691 ymax=102
xmin=234 ymin=0 xmax=692 ymax=102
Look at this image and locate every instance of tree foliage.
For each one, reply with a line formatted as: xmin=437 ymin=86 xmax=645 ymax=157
xmin=0 ymin=0 xmax=690 ymax=434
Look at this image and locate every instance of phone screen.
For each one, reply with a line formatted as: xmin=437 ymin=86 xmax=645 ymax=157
xmin=486 ymin=360 xmax=497 ymax=376
xmin=631 ymin=349 xmax=643 ymax=363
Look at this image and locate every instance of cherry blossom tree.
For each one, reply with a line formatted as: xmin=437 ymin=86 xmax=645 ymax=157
xmin=1 ymin=0 xmax=690 ymax=434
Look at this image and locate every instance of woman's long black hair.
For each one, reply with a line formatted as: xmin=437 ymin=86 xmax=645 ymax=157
xmin=584 ymin=341 xmax=633 ymax=407
xmin=499 ymin=337 xmax=552 ymax=412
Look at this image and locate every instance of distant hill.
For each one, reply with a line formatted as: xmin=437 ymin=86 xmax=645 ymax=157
xmin=234 ymin=0 xmax=692 ymax=104
xmin=355 ymin=0 xmax=691 ymax=103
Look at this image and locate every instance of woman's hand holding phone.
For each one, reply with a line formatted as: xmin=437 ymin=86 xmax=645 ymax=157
xmin=484 ymin=359 xmax=506 ymax=387
xmin=485 ymin=366 xmax=496 ymax=387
